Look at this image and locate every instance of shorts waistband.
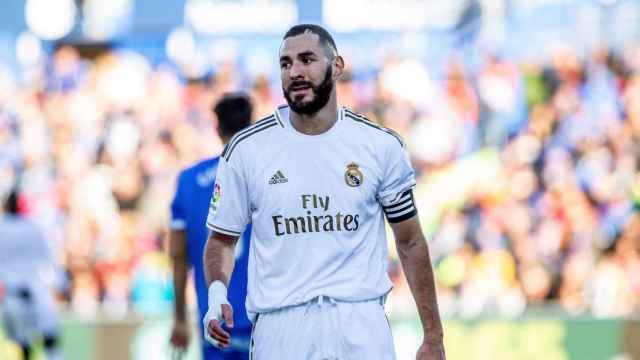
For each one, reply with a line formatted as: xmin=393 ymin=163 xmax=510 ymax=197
xmin=306 ymin=294 xmax=387 ymax=307
xmin=251 ymin=294 xmax=389 ymax=320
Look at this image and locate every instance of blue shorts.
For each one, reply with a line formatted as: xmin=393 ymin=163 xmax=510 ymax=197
xmin=202 ymin=328 xmax=251 ymax=360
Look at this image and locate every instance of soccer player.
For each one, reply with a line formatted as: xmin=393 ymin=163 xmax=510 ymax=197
xmin=169 ymin=94 xmax=253 ymax=359
xmin=203 ymin=24 xmax=445 ymax=359
xmin=0 ymin=187 xmax=63 ymax=360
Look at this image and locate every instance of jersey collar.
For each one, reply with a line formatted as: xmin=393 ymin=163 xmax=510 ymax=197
xmin=276 ymin=105 xmax=345 ymax=141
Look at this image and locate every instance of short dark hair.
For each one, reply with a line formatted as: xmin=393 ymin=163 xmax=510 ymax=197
xmin=213 ymin=93 xmax=253 ymax=139
xmin=4 ymin=188 xmax=19 ymax=215
xmin=283 ymin=24 xmax=338 ymax=58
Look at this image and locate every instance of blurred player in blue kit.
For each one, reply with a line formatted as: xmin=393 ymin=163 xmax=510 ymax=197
xmin=0 ymin=187 xmax=63 ymax=360
xmin=169 ymin=93 xmax=253 ymax=359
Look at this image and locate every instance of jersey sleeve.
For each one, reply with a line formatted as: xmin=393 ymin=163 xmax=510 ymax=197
xmin=170 ymin=172 xmax=187 ymax=231
xmin=377 ymin=140 xmax=418 ymax=223
xmin=206 ymin=157 xmax=250 ymax=237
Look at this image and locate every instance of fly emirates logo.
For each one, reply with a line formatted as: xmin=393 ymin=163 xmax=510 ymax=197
xmin=272 ymin=194 xmax=360 ymax=236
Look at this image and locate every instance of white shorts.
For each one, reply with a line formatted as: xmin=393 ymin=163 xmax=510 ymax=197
xmin=250 ymin=296 xmax=396 ymax=360
xmin=1 ymin=283 xmax=60 ymax=345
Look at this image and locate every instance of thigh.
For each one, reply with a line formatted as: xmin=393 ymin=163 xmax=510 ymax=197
xmin=337 ymin=301 xmax=396 ymax=360
xmin=251 ymin=307 xmax=322 ymax=360
xmin=32 ymin=287 xmax=60 ymax=335
xmin=2 ymin=294 xmax=37 ymax=345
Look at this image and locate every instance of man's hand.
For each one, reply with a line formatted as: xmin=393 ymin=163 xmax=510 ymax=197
xmin=416 ymin=340 xmax=446 ymax=360
xmin=169 ymin=320 xmax=190 ymax=350
xmin=202 ymin=280 xmax=234 ymax=348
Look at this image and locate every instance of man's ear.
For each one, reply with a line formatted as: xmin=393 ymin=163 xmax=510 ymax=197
xmin=333 ymin=55 xmax=345 ymax=80
xmin=216 ymin=125 xmax=223 ymax=140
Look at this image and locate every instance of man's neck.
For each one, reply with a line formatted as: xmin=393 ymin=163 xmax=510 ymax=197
xmin=289 ymin=97 xmax=339 ymax=135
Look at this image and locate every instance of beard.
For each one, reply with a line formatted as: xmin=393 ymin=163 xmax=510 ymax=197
xmin=283 ymin=65 xmax=334 ymax=115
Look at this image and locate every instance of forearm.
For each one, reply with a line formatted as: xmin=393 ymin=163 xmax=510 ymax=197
xmin=172 ymin=259 xmax=189 ymax=322
xmin=203 ymin=232 xmax=237 ymax=286
xmin=170 ymin=229 xmax=189 ymax=322
xmin=396 ymin=230 xmax=443 ymax=342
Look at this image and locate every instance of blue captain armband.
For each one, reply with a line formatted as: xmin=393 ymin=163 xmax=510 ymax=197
xmin=383 ymin=190 xmax=417 ymax=223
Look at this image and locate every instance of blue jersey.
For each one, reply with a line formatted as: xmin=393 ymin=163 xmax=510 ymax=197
xmin=171 ymin=157 xmax=252 ymax=333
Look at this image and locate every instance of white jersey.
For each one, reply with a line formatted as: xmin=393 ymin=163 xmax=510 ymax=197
xmin=0 ymin=215 xmax=60 ymax=343
xmin=206 ymin=105 xmax=417 ymax=317
xmin=0 ymin=216 xmax=55 ymax=290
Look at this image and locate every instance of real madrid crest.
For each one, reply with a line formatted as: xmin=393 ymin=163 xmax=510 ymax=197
xmin=345 ymin=162 xmax=363 ymax=187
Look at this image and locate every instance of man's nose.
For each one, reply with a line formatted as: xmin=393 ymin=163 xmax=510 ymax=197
xmin=289 ymin=61 xmax=305 ymax=80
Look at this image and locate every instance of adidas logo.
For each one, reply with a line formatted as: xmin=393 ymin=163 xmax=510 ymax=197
xmin=268 ymin=170 xmax=288 ymax=185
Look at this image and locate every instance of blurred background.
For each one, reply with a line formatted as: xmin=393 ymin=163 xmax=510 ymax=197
xmin=1 ymin=0 xmax=640 ymax=359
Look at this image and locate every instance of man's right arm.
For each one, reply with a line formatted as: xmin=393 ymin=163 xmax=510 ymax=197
xmin=203 ymin=231 xmax=239 ymax=286
xmin=202 ymin=230 xmax=239 ymax=348
xmin=203 ymin=153 xmax=249 ymax=347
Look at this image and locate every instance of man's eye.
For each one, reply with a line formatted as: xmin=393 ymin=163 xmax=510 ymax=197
xmin=281 ymin=63 xmax=291 ymax=69
xmin=302 ymin=58 xmax=313 ymax=64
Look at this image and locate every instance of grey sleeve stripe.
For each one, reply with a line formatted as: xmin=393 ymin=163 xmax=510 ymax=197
xmin=225 ymin=121 xmax=278 ymax=161
xmin=222 ymin=116 xmax=275 ymax=157
xmin=207 ymin=222 xmax=242 ymax=236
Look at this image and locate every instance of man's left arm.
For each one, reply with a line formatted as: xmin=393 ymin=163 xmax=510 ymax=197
xmin=390 ymin=215 xmax=445 ymax=359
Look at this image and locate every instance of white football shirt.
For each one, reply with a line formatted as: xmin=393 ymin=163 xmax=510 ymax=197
xmin=206 ymin=105 xmax=417 ymax=318
xmin=0 ymin=216 xmax=56 ymax=290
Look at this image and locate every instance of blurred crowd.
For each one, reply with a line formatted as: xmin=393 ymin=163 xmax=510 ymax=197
xmin=385 ymin=44 xmax=640 ymax=319
xmin=1 ymin=39 xmax=640 ymax=319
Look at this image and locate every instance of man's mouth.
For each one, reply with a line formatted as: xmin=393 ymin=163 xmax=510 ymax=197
xmin=289 ymin=83 xmax=312 ymax=92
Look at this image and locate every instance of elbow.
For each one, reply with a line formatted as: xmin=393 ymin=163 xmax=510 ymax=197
xmin=396 ymin=232 xmax=425 ymax=259
xmin=169 ymin=232 xmax=187 ymax=262
xmin=170 ymin=248 xmax=185 ymax=258
xmin=169 ymin=247 xmax=187 ymax=265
